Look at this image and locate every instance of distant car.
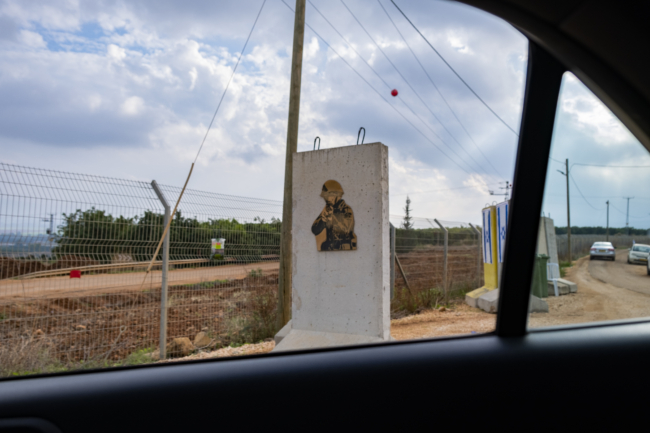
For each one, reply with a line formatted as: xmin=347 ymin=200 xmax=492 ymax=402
xmin=590 ymin=242 xmax=616 ymax=261
xmin=628 ymin=244 xmax=650 ymax=265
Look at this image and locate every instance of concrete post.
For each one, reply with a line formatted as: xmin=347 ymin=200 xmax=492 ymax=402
xmin=469 ymin=223 xmax=481 ymax=288
xmin=434 ymin=219 xmax=448 ymax=302
xmin=390 ymin=223 xmax=395 ymax=300
xmin=151 ymin=180 xmax=170 ymax=360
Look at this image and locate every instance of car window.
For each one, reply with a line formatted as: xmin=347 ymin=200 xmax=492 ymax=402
xmin=528 ymin=71 xmax=650 ymax=330
xmin=0 ymin=1 xmax=526 ymax=377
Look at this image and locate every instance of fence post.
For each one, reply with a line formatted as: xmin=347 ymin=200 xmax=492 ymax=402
xmin=151 ymin=180 xmax=170 ymax=360
xmin=434 ymin=219 xmax=448 ymax=303
xmin=469 ymin=223 xmax=481 ymax=288
xmin=390 ymin=223 xmax=395 ymax=299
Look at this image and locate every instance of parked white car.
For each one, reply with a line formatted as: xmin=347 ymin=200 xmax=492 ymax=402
xmin=590 ymin=242 xmax=616 ymax=261
xmin=628 ymin=244 xmax=650 ymax=265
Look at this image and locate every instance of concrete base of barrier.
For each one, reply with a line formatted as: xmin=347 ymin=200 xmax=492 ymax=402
xmin=274 ymin=320 xmax=292 ymax=345
xmin=474 ymin=289 xmax=549 ymax=314
xmin=548 ymin=278 xmax=578 ymax=296
xmin=273 ymin=327 xmax=393 ymax=352
xmin=465 ymin=286 xmax=495 ymax=308
xmin=477 ymin=289 xmax=499 ymax=313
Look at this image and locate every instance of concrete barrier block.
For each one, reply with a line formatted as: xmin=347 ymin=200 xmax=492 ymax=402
xmin=529 ymin=295 xmax=549 ymax=313
xmin=466 ymin=286 xmax=492 ymax=308
xmin=547 ymin=278 xmax=578 ymax=296
xmin=274 ymin=320 xmax=292 ymax=345
xmin=558 ymin=278 xmax=578 ymax=293
xmin=477 ymin=289 xmax=499 ymax=314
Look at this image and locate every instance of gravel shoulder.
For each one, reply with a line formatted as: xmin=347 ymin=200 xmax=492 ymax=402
xmin=529 ymin=255 xmax=650 ymax=328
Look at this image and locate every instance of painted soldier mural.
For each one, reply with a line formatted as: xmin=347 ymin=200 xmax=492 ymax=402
xmin=311 ymin=180 xmax=357 ymax=251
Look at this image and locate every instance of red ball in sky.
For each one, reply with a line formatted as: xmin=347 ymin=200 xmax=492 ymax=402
xmin=391 ymin=89 xmax=398 ymax=97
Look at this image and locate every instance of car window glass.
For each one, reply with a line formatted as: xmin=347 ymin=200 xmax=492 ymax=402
xmin=0 ymin=1 xmax=525 ymax=377
xmin=528 ymin=72 xmax=650 ymax=330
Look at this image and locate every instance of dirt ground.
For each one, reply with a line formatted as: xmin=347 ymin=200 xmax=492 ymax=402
xmin=0 ymin=261 xmax=280 ymax=300
xmin=529 ymin=254 xmax=650 ymax=328
xmin=167 ymin=253 xmax=650 ymax=362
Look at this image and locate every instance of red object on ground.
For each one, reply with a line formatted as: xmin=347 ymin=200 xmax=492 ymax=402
xmin=70 ymin=270 xmax=81 ymax=279
xmin=391 ymin=89 xmax=398 ymax=97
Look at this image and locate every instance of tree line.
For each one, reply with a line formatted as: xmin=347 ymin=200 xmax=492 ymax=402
xmin=555 ymin=226 xmax=649 ymax=236
xmin=52 ymin=208 xmax=281 ymax=263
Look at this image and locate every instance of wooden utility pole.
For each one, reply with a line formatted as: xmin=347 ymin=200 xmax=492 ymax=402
xmin=278 ymin=0 xmax=306 ymax=329
xmin=566 ymin=159 xmax=572 ymax=263
xmin=606 ymin=200 xmax=610 ymax=241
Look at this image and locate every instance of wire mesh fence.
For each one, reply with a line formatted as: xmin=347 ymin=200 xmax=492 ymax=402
xmin=389 ymin=216 xmax=483 ymax=312
xmin=0 ymin=163 xmax=282 ymax=371
xmin=0 ymin=162 xmax=482 ymax=374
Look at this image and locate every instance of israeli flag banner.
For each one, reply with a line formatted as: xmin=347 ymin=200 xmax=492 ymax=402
xmin=482 ymin=208 xmax=493 ymax=264
xmin=496 ymin=201 xmax=509 ymax=263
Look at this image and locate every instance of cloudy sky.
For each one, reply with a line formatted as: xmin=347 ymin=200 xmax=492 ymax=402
xmin=0 ymin=0 xmax=648 ymax=229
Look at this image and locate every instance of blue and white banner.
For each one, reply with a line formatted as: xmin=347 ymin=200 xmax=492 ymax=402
xmin=496 ymin=201 xmax=509 ymax=263
xmin=482 ymin=207 xmax=493 ymax=264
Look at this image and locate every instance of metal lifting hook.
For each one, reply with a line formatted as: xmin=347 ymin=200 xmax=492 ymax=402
xmin=357 ymin=127 xmax=365 ymax=145
xmin=313 ymin=136 xmax=321 ymax=150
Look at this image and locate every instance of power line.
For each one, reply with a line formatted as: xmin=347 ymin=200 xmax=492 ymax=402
xmin=194 ymin=0 xmax=267 ymax=164
xmin=390 ymin=183 xmax=499 ymax=196
xmin=610 ymin=203 xmax=649 ymax=219
xmin=572 ymin=163 xmax=650 ymax=169
xmin=280 ymin=0 xmax=474 ymax=175
xmin=310 ymin=0 xmax=488 ymax=177
xmin=569 ymin=173 xmax=604 ymax=211
xmin=339 ymin=0 xmax=498 ymax=181
xmin=390 ymin=0 xmax=520 ymax=136
xmin=377 ymin=0 xmax=506 ymax=180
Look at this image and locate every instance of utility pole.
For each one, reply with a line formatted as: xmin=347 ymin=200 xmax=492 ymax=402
xmin=606 ymin=200 xmax=609 ymax=242
xmin=623 ymin=197 xmax=634 ymax=235
xmin=278 ymin=0 xmax=306 ymax=330
xmin=488 ymin=180 xmax=512 ymax=200
xmin=557 ymin=159 xmax=571 ymax=263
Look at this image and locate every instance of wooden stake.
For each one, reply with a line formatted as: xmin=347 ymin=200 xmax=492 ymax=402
xmin=278 ymin=0 xmax=306 ymax=329
xmin=395 ymin=255 xmax=413 ymax=296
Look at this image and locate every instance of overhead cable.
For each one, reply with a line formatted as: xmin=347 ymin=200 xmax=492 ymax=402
xmin=572 ymin=163 xmax=650 ymax=169
xmin=569 ymin=173 xmax=604 ymax=211
xmin=377 ymin=0 xmax=506 ymax=179
xmin=309 ymin=0 xmax=484 ymax=176
xmin=339 ymin=0 xmax=497 ymax=180
xmin=280 ymin=0 xmax=473 ymax=175
xmin=194 ymin=0 xmax=267 ymax=164
xmin=390 ymin=0 xmax=520 ymax=136
xmin=390 ymin=183 xmax=500 ymax=196
xmin=141 ymin=0 xmax=267 ymax=290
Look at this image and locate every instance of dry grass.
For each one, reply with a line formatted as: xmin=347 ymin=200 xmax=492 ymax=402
xmin=157 ymin=340 xmax=276 ymax=363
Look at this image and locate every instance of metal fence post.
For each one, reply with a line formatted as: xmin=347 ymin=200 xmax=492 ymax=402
xmin=433 ymin=219 xmax=448 ymax=302
xmin=390 ymin=223 xmax=395 ymax=299
xmin=469 ymin=223 xmax=481 ymax=288
xmin=151 ymin=180 xmax=170 ymax=360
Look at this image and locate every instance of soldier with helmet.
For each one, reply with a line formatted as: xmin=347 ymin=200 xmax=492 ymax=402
xmin=312 ymin=180 xmax=357 ymax=251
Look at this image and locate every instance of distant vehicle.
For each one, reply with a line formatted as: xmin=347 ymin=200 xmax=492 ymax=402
xmin=590 ymin=242 xmax=616 ymax=261
xmin=647 ymin=257 xmax=650 ymax=276
xmin=627 ymin=244 xmax=650 ymax=265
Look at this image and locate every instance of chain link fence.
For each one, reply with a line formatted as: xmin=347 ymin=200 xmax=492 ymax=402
xmin=0 ymin=162 xmax=482 ymax=374
xmin=389 ymin=216 xmax=483 ymax=314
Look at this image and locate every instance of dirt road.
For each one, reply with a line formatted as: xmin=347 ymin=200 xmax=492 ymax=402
xmin=529 ymin=254 xmax=650 ymax=328
xmin=0 ymin=261 xmax=279 ymax=300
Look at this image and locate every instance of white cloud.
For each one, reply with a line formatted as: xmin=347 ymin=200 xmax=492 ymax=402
xmin=121 ymin=96 xmax=144 ymax=115
xmin=18 ymin=30 xmax=46 ymax=49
